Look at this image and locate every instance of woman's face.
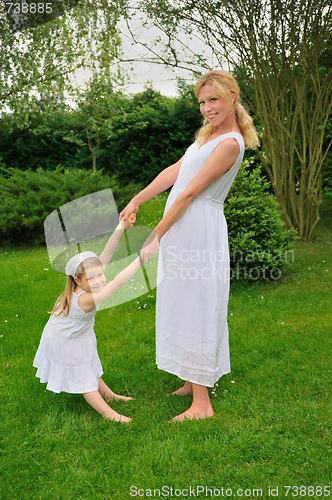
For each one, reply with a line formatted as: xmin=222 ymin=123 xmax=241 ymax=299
xmin=198 ymin=85 xmax=235 ymax=126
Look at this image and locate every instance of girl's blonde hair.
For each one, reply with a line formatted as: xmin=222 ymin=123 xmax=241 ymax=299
xmin=194 ymin=70 xmax=259 ymax=149
xmin=50 ymin=256 xmax=103 ymax=317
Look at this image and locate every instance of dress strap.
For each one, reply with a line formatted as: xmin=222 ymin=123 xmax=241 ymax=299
xmin=217 ymin=132 xmax=245 ymax=148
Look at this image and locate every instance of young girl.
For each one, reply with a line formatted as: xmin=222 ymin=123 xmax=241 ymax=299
xmin=33 ymin=214 xmax=140 ymax=423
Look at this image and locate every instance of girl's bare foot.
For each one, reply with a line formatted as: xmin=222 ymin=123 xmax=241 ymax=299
xmin=83 ymin=390 xmax=132 ymax=422
xmin=104 ymin=408 xmax=132 ymax=423
xmin=98 ymin=379 xmax=133 ymax=402
xmin=171 ymin=404 xmax=214 ymax=422
xmin=172 ymin=381 xmax=193 ymax=396
xmin=105 ymin=390 xmax=133 ymax=402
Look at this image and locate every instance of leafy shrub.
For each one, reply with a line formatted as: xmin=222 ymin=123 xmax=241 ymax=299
xmin=0 ymin=167 xmax=141 ymax=246
xmin=322 ymin=117 xmax=332 ymax=198
xmin=225 ymin=161 xmax=298 ymax=281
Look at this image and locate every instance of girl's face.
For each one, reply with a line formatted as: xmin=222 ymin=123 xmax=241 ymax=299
xmin=75 ymin=266 xmax=106 ymax=293
xmin=198 ymin=85 xmax=235 ymax=125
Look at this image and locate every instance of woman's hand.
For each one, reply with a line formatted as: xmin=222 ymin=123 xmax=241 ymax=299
xmin=120 ymin=213 xmax=136 ymax=229
xmin=120 ymin=200 xmax=139 ymax=225
xmin=139 ymin=230 xmax=160 ymax=264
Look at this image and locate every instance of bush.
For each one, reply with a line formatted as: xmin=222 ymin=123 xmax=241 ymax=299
xmin=0 ymin=167 xmax=141 ymax=246
xmin=226 ymin=161 xmax=298 ymax=281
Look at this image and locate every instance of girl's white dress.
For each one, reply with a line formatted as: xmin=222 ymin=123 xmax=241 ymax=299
xmin=156 ymin=132 xmax=245 ymax=387
xmin=33 ymin=291 xmax=103 ymax=394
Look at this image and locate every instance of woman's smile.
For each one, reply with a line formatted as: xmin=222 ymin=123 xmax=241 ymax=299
xmin=198 ymin=85 xmax=234 ymax=129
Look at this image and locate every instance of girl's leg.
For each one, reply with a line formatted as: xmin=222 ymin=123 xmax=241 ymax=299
xmin=172 ymin=383 xmax=214 ymax=422
xmin=83 ymin=390 xmax=131 ymax=422
xmin=98 ymin=378 xmax=133 ymax=402
xmin=172 ymin=380 xmax=193 ymax=396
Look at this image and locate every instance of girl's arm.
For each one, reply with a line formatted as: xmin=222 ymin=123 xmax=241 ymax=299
xmin=78 ymin=256 xmax=142 ymax=312
xmin=120 ymin=156 xmax=184 ymax=223
xmin=98 ymin=215 xmax=136 ymax=267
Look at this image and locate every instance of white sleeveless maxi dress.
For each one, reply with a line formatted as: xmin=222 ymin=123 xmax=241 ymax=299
xmin=156 ymin=132 xmax=245 ymax=387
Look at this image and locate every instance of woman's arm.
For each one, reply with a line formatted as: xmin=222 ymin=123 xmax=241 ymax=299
xmin=120 ymin=156 xmax=184 ymax=223
xmin=151 ymin=138 xmax=240 ymax=242
xmin=78 ymin=256 xmax=142 ymax=312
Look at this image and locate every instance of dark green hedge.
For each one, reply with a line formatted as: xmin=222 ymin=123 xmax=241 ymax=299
xmin=0 ymin=167 xmax=141 ymax=246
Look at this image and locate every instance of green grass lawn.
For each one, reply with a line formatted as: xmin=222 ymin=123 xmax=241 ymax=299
xmin=0 ymin=195 xmax=331 ymax=500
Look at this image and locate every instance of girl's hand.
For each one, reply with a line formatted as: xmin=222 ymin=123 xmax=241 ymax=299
xmin=139 ymin=230 xmax=160 ymax=264
xmin=120 ymin=200 xmax=139 ymax=225
xmin=120 ymin=213 xmax=136 ymax=229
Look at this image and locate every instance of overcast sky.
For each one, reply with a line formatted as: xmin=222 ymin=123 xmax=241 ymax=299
xmin=70 ymin=11 xmax=217 ymax=99
xmin=117 ymin=17 xmax=200 ymax=96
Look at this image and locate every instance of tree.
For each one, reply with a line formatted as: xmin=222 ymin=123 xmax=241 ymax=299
xmin=120 ymin=0 xmax=332 ymax=241
xmin=0 ymin=0 xmax=123 ymax=129
xmin=62 ymin=77 xmax=127 ymax=172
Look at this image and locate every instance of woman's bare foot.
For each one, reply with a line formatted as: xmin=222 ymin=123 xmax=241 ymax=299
xmin=170 ymin=382 xmax=214 ymax=422
xmin=171 ymin=404 xmax=214 ymax=422
xmin=171 ymin=381 xmax=193 ymax=396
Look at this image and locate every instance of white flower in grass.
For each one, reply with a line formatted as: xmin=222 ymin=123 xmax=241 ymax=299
xmin=231 ymin=381 xmax=235 ymax=384
xmin=5 ymin=320 xmax=7 ymax=323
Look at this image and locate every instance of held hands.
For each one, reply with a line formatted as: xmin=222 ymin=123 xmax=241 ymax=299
xmin=120 ymin=213 xmax=136 ymax=229
xmin=120 ymin=201 xmax=139 ymax=226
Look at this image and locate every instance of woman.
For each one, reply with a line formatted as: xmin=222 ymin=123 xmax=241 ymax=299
xmin=120 ymin=70 xmax=259 ymax=421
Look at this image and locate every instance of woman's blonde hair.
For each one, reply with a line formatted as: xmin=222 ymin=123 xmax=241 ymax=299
xmin=50 ymin=256 xmax=103 ymax=317
xmin=194 ymin=70 xmax=259 ymax=149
